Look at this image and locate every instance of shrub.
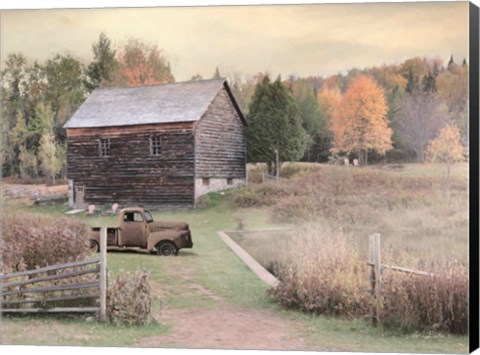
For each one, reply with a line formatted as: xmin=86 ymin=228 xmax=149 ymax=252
xmin=269 ymin=223 xmax=370 ymax=319
xmin=107 ymin=269 xmax=156 ymax=325
xmin=1 ymin=212 xmax=91 ymax=273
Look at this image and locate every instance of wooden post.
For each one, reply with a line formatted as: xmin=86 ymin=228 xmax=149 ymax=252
xmin=368 ymin=233 xmax=382 ymax=327
xmin=274 ymin=149 xmax=279 ymax=180
xmin=99 ymin=227 xmax=107 ymax=322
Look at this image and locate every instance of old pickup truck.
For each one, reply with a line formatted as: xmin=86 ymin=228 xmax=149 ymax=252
xmin=89 ymin=206 xmax=193 ymax=256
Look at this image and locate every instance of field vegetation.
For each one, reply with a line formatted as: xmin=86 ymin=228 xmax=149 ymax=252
xmin=0 ymin=162 xmax=469 ymax=351
xmin=229 ymin=162 xmax=469 ymax=334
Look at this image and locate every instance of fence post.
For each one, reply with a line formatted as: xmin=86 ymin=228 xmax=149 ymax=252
xmin=368 ymin=233 xmax=382 ymax=327
xmin=99 ymin=227 xmax=107 ymax=322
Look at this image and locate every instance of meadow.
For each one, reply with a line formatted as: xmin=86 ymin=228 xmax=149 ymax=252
xmin=0 ymin=162 xmax=470 ymax=352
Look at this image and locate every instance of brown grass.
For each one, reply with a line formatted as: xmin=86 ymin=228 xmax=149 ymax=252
xmin=269 ymin=223 xmax=370 ymax=319
xmin=234 ymin=163 xmax=468 ymax=334
xmin=107 ymin=269 xmax=157 ymax=325
xmin=268 ymin=223 xmax=468 ymax=335
xmin=1 ymin=212 xmax=91 ymax=273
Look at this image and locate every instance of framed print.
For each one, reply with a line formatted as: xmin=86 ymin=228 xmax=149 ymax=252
xmin=0 ymin=1 xmax=479 ymax=354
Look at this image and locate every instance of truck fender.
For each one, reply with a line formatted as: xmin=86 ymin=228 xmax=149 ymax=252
xmin=147 ymin=230 xmax=182 ymax=252
xmin=89 ymin=228 xmax=101 ymax=244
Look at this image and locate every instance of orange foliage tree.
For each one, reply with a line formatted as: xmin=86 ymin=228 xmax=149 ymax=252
xmin=112 ymin=38 xmax=175 ymax=87
xmin=331 ymin=75 xmax=392 ymax=165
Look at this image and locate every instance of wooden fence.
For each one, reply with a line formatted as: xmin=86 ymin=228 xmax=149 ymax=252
xmin=0 ymin=228 xmax=107 ymax=321
xmin=368 ymin=233 xmax=434 ymax=327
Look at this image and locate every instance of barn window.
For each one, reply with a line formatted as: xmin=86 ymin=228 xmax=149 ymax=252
xmin=202 ymin=178 xmax=210 ymax=186
xmin=150 ymin=135 xmax=161 ymax=156
xmin=99 ymin=138 xmax=110 ymax=157
xmin=227 ymin=178 xmax=233 ymax=185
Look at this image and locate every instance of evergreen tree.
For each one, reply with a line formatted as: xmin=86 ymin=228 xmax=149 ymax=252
xmin=246 ymin=76 xmax=308 ymax=175
xmin=292 ymin=80 xmax=326 ymax=161
xmin=405 ymin=69 xmax=419 ymax=94
xmin=212 ymin=66 xmax=222 ymax=79
xmin=448 ymin=55 xmax=455 ymax=67
xmin=422 ymin=71 xmax=437 ymax=93
xmin=85 ymin=32 xmax=118 ymax=92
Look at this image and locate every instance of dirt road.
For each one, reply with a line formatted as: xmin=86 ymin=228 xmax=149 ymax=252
xmin=146 ymin=305 xmax=314 ymax=351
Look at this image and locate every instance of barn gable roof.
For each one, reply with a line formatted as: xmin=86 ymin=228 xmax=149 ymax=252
xmin=63 ymin=79 xmax=245 ymax=129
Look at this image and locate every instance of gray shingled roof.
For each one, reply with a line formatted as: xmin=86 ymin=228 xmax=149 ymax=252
xmin=63 ymin=79 xmax=227 ymax=129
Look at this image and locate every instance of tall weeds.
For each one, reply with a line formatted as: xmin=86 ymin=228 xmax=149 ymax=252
xmin=269 ymin=224 xmax=370 ymax=319
xmin=1 ymin=212 xmax=91 ymax=273
xmin=269 ymin=224 xmax=468 ymax=334
xmin=107 ymin=269 xmax=156 ymax=325
xmin=382 ymin=261 xmax=468 ymax=334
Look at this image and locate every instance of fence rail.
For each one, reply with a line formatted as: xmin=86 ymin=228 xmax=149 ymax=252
xmin=1 ymin=228 xmax=107 ymax=321
xmin=367 ymin=233 xmax=433 ymax=327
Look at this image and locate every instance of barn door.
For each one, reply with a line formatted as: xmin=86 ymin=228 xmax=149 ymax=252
xmin=75 ymin=185 xmax=85 ymax=209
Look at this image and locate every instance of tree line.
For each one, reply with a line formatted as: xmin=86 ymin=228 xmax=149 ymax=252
xmin=243 ymin=55 xmax=468 ymax=174
xmin=1 ymin=32 xmax=468 ymax=181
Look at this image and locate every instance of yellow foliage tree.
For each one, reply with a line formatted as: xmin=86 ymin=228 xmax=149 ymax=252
xmin=331 ymin=75 xmax=392 ymax=165
xmin=426 ymin=123 xmax=464 ymax=202
xmin=317 ymin=86 xmax=342 ymax=126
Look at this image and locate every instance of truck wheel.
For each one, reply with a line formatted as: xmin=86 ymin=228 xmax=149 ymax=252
xmin=156 ymin=242 xmax=178 ymax=256
xmin=89 ymin=240 xmax=99 ymax=253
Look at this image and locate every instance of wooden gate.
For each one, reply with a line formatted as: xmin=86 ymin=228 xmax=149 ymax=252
xmin=1 ymin=228 xmax=108 ymax=321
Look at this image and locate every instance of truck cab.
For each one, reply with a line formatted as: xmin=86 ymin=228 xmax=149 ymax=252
xmin=90 ymin=207 xmax=193 ymax=256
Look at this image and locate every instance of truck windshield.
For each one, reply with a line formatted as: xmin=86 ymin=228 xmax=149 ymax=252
xmin=144 ymin=211 xmax=154 ymax=223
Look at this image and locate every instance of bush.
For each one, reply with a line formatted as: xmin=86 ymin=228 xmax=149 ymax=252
xmin=107 ymin=270 xmax=156 ymax=325
xmin=382 ymin=261 xmax=468 ymax=335
xmin=269 ymin=224 xmax=370 ymax=319
xmin=1 ymin=212 xmax=91 ymax=273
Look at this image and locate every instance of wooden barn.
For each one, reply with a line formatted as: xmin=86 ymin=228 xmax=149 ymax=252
xmin=63 ymin=79 xmax=246 ymax=209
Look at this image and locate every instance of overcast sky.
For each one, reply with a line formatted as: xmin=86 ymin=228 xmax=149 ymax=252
xmin=0 ymin=1 xmax=470 ymax=81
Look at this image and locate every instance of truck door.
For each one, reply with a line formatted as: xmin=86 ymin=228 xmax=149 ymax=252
xmin=121 ymin=211 xmax=148 ymax=248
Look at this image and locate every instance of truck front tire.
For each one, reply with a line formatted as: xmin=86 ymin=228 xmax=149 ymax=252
xmin=156 ymin=242 xmax=178 ymax=256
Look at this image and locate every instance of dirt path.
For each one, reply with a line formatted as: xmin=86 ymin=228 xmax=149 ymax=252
xmin=142 ymin=270 xmax=322 ymax=351
xmin=144 ymin=305 xmax=315 ymax=351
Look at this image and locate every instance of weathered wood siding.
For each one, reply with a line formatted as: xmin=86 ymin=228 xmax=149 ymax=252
xmin=194 ymin=86 xmax=246 ymax=179
xmin=66 ymin=123 xmax=195 ymax=208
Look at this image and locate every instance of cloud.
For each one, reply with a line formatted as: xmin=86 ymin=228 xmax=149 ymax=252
xmin=0 ymin=2 xmax=469 ymax=80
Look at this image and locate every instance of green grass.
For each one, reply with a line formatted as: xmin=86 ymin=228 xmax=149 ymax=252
xmin=0 ymin=164 xmax=470 ymax=352
xmin=1 ymin=316 xmax=170 ymax=347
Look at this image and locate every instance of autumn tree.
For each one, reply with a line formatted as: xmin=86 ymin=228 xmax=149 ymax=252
xmin=38 ymin=103 xmax=62 ymax=183
xmin=394 ymin=88 xmax=448 ymax=161
xmin=437 ymin=62 xmax=468 ymax=145
xmin=426 ymin=123 xmax=464 ymax=203
xmin=85 ymin=32 xmax=118 ymax=92
xmin=112 ymin=38 xmax=175 ymax=87
xmin=246 ymin=76 xmax=308 ymax=175
xmin=1 ymin=53 xmax=29 ymax=176
xmin=331 ymin=75 xmax=392 ymax=165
